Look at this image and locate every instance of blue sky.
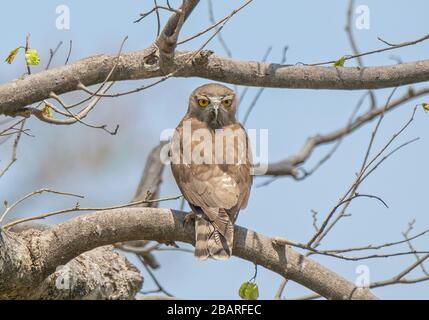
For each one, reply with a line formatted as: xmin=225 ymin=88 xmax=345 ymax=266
xmin=1 ymin=1 xmax=429 ymax=299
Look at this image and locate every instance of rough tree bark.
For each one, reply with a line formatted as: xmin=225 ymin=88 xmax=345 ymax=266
xmin=0 ymin=223 xmax=142 ymax=300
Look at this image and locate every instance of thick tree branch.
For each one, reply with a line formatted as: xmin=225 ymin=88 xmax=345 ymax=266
xmin=155 ymin=0 xmax=200 ymax=62
xmin=0 ymin=208 xmax=377 ymax=300
xmin=1 ymin=49 xmax=429 ymax=116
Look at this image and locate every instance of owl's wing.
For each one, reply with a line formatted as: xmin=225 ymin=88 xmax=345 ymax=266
xmin=170 ymin=118 xmax=241 ymax=208
xmin=235 ymin=159 xmax=253 ymax=210
xmin=224 ymin=122 xmax=253 ymax=212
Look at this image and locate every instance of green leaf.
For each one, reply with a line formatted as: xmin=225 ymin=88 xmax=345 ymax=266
xmin=25 ymin=49 xmax=40 ymax=66
xmin=333 ymin=56 xmax=346 ymax=67
xmin=238 ymin=282 xmax=259 ymax=300
xmin=5 ymin=47 xmax=21 ymax=64
xmin=422 ymin=103 xmax=429 ymax=113
xmin=246 ymin=283 xmax=259 ymax=300
xmin=239 ymin=282 xmax=247 ymax=299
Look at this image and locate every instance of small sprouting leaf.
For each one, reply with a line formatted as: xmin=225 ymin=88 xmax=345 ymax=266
xmin=239 ymin=282 xmax=247 ymax=299
xmin=5 ymin=47 xmax=21 ymax=64
xmin=25 ymin=49 xmax=40 ymax=66
xmin=422 ymin=103 xmax=429 ymax=113
xmin=333 ymin=56 xmax=346 ymax=67
xmin=42 ymin=104 xmax=53 ymax=118
xmin=246 ymin=283 xmax=259 ymax=300
xmin=238 ymin=282 xmax=259 ymax=300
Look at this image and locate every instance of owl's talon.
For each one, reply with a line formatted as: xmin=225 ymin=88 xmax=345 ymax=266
xmin=183 ymin=212 xmax=196 ymax=227
xmin=158 ymin=240 xmax=179 ymax=248
xmin=166 ymin=241 xmax=179 ymax=248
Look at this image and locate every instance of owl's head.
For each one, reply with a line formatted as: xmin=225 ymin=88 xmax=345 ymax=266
xmin=188 ymin=83 xmax=237 ymax=128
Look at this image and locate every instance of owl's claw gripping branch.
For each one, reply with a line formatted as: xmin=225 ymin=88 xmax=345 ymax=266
xmin=183 ymin=211 xmax=196 ymax=228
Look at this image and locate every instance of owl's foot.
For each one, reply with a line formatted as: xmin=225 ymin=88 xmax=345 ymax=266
xmin=183 ymin=211 xmax=196 ymax=228
xmin=161 ymin=240 xmax=179 ymax=248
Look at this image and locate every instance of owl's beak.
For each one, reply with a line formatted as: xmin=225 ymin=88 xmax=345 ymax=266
xmin=212 ymin=104 xmax=219 ymax=120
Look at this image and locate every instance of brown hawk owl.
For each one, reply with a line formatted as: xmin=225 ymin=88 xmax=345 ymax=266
xmin=170 ymin=83 xmax=253 ymax=260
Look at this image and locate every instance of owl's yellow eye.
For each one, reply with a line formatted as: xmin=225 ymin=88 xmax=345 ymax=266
xmin=198 ymin=99 xmax=209 ymax=107
xmin=222 ymin=99 xmax=232 ymax=108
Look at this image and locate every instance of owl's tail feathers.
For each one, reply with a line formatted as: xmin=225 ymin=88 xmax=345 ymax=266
xmin=194 ymin=215 xmax=211 ymax=260
xmin=194 ymin=214 xmax=233 ymax=261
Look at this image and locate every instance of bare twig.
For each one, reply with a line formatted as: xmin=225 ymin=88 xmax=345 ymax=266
xmin=64 ymin=40 xmax=73 ymax=65
xmin=345 ymin=0 xmax=376 ymax=109
xmin=242 ymin=46 xmax=288 ymax=125
xmin=0 ymin=120 xmax=25 ymax=179
xmin=2 ymin=195 xmax=182 ymax=230
xmin=78 ymin=3 xmax=250 ymax=99
xmin=207 ymin=0 xmax=233 ymax=58
xmin=238 ymin=46 xmax=273 ymax=107
xmin=25 ymin=37 xmax=129 ymax=134
xmin=138 ymin=256 xmax=174 ymax=297
xmin=402 ymin=220 xmax=429 ymax=276
xmin=24 ymin=33 xmax=31 ymax=75
xmin=0 ymin=188 xmax=84 ymax=224
xmin=134 ymin=5 xmax=179 ymax=24
xmin=307 ymin=89 xmax=411 ymax=248
xmin=153 ymin=0 xmax=161 ymax=37
xmin=307 ymin=33 xmax=429 ymax=66
xmin=45 ymin=41 xmax=63 ymax=70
